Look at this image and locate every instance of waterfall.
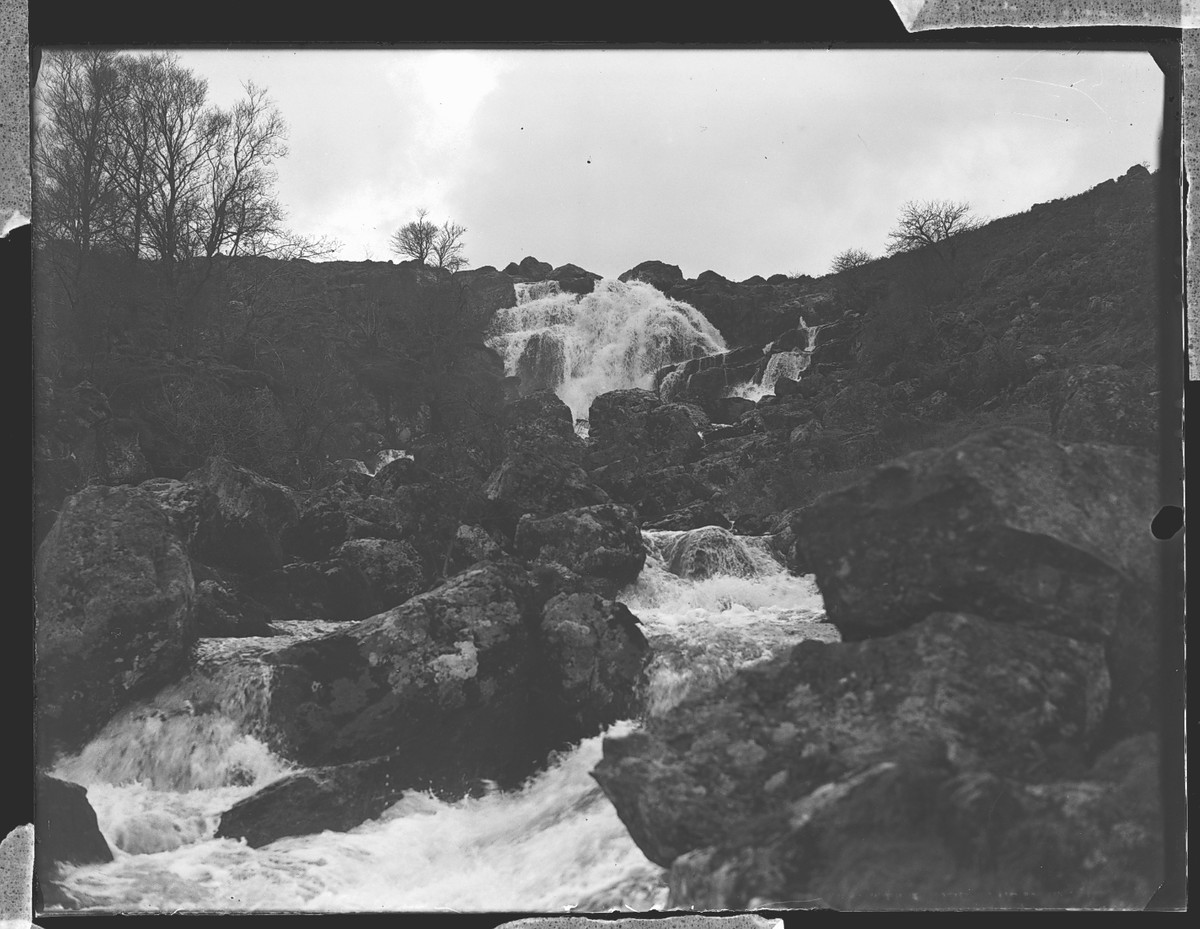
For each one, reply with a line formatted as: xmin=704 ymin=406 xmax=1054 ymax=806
xmin=44 ymin=536 xmax=832 ymax=912
xmin=487 ymin=279 xmax=727 ymax=422
xmin=727 ymin=350 xmax=811 ymax=403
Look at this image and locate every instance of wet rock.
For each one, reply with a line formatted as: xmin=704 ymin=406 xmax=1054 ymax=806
xmin=773 ymin=375 xmax=802 ymax=398
xmin=536 ymin=593 xmax=651 ymax=736
xmin=484 ymin=450 xmax=611 ymax=536
xmin=194 ymin=578 xmax=276 ymax=637
xmin=658 ymin=525 xmax=767 ymax=580
xmin=284 ymin=474 xmax=410 ymax=562
xmin=503 ymin=389 xmax=583 ymax=461
xmin=216 ymin=756 xmax=401 ymax=848
xmin=186 ymin=457 xmax=300 ymax=575
xmin=1050 ymin=364 xmax=1158 ymax=449
xmin=263 ymin=561 xmax=539 ymax=780
xmin=592 ymin=611 xmax=1109 ymax=870
xmin=548 ymin=262 xmax=602 ymax=295
xmin=36 ymin=774 xmax=113 ymax=907
xmin=618 ymin=260 xmax=684 ymax=292
xmin=642 ymin=502 xmax=732 ymax=532
xmin=664 ymin=734 xmax=1162 ymax=910
xmin=514 ymin=504 xmax=646 ymax=595
xmin=790 ymin=427 xmax=1158 ymax=644
xmin=36 ymin=774 xmax=113 ymax=866
xmin=705 ymin=396 xmax=756 ymax=425
xmin=36 ymin=485 xmax=196 ymax=751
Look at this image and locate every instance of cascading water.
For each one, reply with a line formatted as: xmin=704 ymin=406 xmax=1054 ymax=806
xmin=727 ymin=350 xmax=810 ymax=403
xmin=488 ymin=279 xmax=727 ymax=422
xmin=44 ymin=534 xmax=834 ymax=912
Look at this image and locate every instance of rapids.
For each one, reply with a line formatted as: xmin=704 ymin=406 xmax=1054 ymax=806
xmin=488 ymin=279 xmax=727 ymax=422
xmin=45 ymin=528 xmax=833 ymax=912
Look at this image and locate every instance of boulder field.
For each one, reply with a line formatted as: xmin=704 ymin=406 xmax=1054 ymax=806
xmin=591 ymin=426 xmax=1166 ymax=910
xmin=33 ymin=364 xmax=1169 ymax=909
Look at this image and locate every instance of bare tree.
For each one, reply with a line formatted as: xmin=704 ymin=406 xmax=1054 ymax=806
xmin=830 ymin=247 xmax=874 ymax=274
xmin=33 ymin=50 xmax=123 ymax=255
xmin=389 ymin=208 xmax=438 ymax=264
xmin=431 ymin=220 xmax=469 ymax=271
xmin=886 ymin=200 xmax=981 ymax=261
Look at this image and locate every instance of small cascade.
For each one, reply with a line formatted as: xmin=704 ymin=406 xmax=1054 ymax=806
xmin=727 ymin=349 xmax=811 ymax=403
xmin=514 ymin=280 xmax=562 ymax=303
xmin=623 ymin=529 xmax=835 ymax=716
xmin=487 ymin=279 xmax=726 ymax=422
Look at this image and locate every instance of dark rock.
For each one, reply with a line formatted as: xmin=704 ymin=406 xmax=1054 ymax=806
xmin=658 ymin=525 xmax=768 ymax=580
xmin=36 ymin=485 xmax=196 ymax=752
xmin=791 ymin=427 xmax=1158 ymax=644
xmin=1050 ymin=364 xmax=1158 ymax=449
xmin=642 ymin=502 xmax=732 ymax=532
xmin=503 ymin=389 xmax=580 ymax=458
xmin=216 ymin=756 xmax=401 ymax=847
xmin=705 ymin=396 xmax=756 ymax=425
xmin=370 ymin=455 xmax=431 ymax=492
xmin=185 ymin=457 xmax=300 ymax=575
xmin=453 ymin=266 xmax=518 ymax=314
xmin=514 ymin=504 xmax=646 ymax=594
xmin=262 ymin=561 xmax=540 ymax=777
xmin=515 ymin=256 xmax=553 ymax=279
xmin=665 ymin=734 xmax=1162 ymax=910
xmin=587 ymin=390 xmax=703 ymax=476
xmin=138 ymin=477 xmax=206 ymax=546
xmin=773 ymin=375 xmax=802 ymax=398
xmin=36 ymin=774 xmax=113 ymax=866
xmin=821 ymin=379 xmax=895 ymax=431
xmin=592 ymin=611 xmax=1109 ymax=870
xmin=549 ymin=263 xmax=602 ymax=295
xmin=194 ymin=578 xmax=276 ymax=637
xmin=513 ymin=332 xmax=567 ymax=396
xmin=618 ymin=260 xmax=684 ymax=292
xmin=285 ymin=475 xmax=410 ymax=562
xmin=536 ymin=593 xmax=651 ymax=735
xmin=484 ymin=450 xmax=611 ymax=535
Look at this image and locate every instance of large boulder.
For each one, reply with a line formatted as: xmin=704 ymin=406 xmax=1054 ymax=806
xmin=483 ymin=450 xmax=611 ymax=536
xmin=35 ymin=774 xmax=113 ymax=908
xmin=618 ymin=260 xmax=684 ymax=293
xmin=261 ymin=561 xmax=539 ymax=782
xmin=502 ymin=389 xmax=583 ymax=460
xmin=537 ymin=592 xmax=650 ymax=735
xmin=586 ymin=391 xmax=705 ymax=500
xmin=216 ymin=756 xmax=400 ymax=848
xmin=791 ymin=427 xmax=1157 ymax=643
xmin=284 ymin=474 xmax=411 ymax=562
xmin=185 ymin=457 xmax=300 ymax=575
xmin=666 ymin=734 xmax=1162 ymax=910
xmin=514 ymin=504 xmax=646 ymax=595
xmin=36 ymin=485 xmax=196 ymax=752
xmin=592 ymin=612 xmax=1108 ymax=869
xmin=549 ymin=262 xmax=602 ymax=295
xmin=258 ymin=561 xmax=649 ymax=795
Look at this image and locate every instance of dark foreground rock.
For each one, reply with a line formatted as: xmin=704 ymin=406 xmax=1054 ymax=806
xmin=36 ymin=774 xmax=113 ymax=907
xmin=216 ymin=756 xmax=400 ymax=848
xmin=791 ymin=426 xmax=1157 ymax=643
xmin=514 ymin=504 xmax=646 ymax=597
xmin=36 ymin=485 xmax=196 ymax=753
xmin=666 ymin=734 xmax=1162 ymax=910
xmin=593 ymin=612 xmax=1107 ymax=869
xmin=258 ymin=561 xmax=650 ymax=794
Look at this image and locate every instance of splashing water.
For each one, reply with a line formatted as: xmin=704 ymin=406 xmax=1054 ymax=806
xmin=488 ymin=279 xmax=726 ymax=421
xmin=727 ymin=350 xmax=812 ymax=403
xmin=45 ymin=537 xmax=832 ymax=912
xmin=625 ymin=528 xmax=835 ymax=716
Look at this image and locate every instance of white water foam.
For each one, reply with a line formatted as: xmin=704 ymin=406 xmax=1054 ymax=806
xmin=46 ymin=535 xmax=831 ymax=912
xmin=488 ymin=278 xmax=726 ymax=422
xmin=727 ymin=350 xmax=812 ymax=403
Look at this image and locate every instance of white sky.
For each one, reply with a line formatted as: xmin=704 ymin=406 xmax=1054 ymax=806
xmin=165 ymin=48 xmax=1164 ymax=281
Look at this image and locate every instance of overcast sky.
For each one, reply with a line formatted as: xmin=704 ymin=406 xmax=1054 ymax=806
xmin=166 ymin=48 xmax=1163 ymax=281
